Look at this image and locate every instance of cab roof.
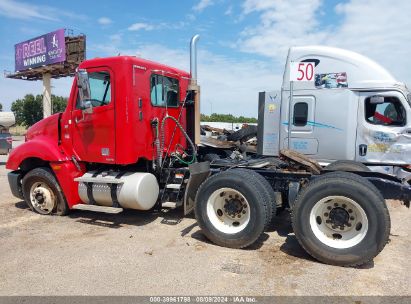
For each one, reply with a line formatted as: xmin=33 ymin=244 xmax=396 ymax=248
xmin=79 ymin=55 xmax=190 ymax=78
xmin=284 ymin=45 xmax=405 ymax=90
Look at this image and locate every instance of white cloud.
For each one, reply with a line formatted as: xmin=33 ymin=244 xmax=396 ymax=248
xmin=224 ymin=5 xmax=233 ymax=16
xmin=187 ymin=14 xmax=196 ymax=21
xmin=98 ymin=17 xmax=112 ymax=25
xmin=0 ymin=0 xmax=86 ymax=22
xmin=0 ymin=0 xmax=58 ymax=21
xmin=239 ymin=0 xmax=324 ymax=61
xmin=239 ymin=0 xmax=411 ymax=85
xmin=327 ymin=0 xmax=411 ymax=84
xmin=128 ymin=22 xmax=155 ymax=31
xmin=193 ymin=0 xmax=214 ymax=12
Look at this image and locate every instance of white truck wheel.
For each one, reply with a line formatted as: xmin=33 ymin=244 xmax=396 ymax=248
xmin=292 ymin=171 xmax=390 ymax=267
xmin=195 ymin=169 xmax=270 ymax=248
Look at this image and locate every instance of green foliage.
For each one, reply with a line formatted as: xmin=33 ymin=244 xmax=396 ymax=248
xmin=200 ymin=113 xmax=257 ymax=123
xmin=22 ymin=94 xmax=43 ymax=127
xmin=11 ymin=99 xmax=24 ymax=125
xmin=0 ymin=102 xmax=3 ymax=111
xmin=11 ymin=94 xmax=68 ymax=127
xmin=52 ymin=95 xmax=68 ymax=113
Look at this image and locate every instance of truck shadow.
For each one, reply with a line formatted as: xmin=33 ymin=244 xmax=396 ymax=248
xmin=14 ymin=200 xmax=375 ymax=268
xmin=14 ymin=200 xmax=183 ymax=229
xmin=68 ymin=207 xmax=183 ymax=229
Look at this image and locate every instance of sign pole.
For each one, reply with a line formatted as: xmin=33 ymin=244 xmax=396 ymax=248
xmin=43 ymin=73 xmax=52 ymax=118
xmin=288 ymin=80 xmax=293 ymax=149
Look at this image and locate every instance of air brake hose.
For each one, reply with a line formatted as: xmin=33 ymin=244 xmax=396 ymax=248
xmin=160 ymin=115 xmax=197 ymax=168
xmin=151 ymin=118 xmax=161 ymax=169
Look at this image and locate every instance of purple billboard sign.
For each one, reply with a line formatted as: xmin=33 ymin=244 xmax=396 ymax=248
xmin=15 ymin=29 xmax=66 ymax=72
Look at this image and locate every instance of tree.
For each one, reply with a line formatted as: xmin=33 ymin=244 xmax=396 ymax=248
xmin=11 ymin=94 xmax=68 ymax=127
xmin=52 ymin=95 xmax=68 ymax=113
xmin=200 ymin=113 xmax=257 ymax=123
xmin=0 ymin=103 xmax=3 ymax=111
xmin=22 ymin=94 xmax=43 ymax=127
xmin=11 ymin=98 xmax=27 ymax=126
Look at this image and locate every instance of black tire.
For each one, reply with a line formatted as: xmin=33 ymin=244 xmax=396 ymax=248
xmin=291 ymin=172 xmax=390 ymax=267
xmin=227 ymin=125 xmax=257 ymax=142
xmin=326 ymin=160 xmax=370 ymax=172
xmin=233 ymin=169 xmax=277 ymax=230
xmin=203 ymin=153 xmax=221 ymax=162
xmin=195 ymin=169 xmax=269 ymax=248
xmin=22 ymin=167 xmax=69 ymax=216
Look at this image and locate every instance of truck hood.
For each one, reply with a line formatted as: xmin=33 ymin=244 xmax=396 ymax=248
xmin=26 ymin=113 xmax=60 ymax=142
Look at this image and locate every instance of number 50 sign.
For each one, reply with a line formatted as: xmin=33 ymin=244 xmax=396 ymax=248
xmin=290 ymin=62 xmax=315 ymax=81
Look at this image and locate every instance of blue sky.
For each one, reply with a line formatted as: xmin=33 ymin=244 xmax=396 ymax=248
xmin=0 ymin=0 xmax=410 ymax=116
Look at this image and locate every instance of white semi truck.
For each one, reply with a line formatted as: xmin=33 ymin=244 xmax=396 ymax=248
xmin=257 ymin=46 xmax=411 ymax=184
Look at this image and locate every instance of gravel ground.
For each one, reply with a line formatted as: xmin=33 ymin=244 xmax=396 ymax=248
xmin=0 ymin=138 xmax=410 ymax=296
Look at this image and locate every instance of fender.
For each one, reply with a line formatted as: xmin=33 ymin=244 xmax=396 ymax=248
xmin=6 ymin=137 xmax=86 ymax=208
xmin=50 ymin=161 xmax=86 ymax=208
xmin=6 ymin=136 xmax=69 ymax=170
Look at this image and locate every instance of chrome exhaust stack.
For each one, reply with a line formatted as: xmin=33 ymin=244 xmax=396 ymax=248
xmin=190 ymin=34 xmax=200 ymax=85
xmin=188 ymin=34 xmax=201 ymax=145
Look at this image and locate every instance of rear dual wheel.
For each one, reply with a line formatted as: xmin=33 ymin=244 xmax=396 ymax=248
xmin=292 ymin=172 xmax=390 ymax=267
xmin=195 ymin=169 xmax=273 ymax=248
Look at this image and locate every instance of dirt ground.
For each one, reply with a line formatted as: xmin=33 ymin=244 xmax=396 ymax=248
xmin=0 ymin=138 xmax=410 ymax=296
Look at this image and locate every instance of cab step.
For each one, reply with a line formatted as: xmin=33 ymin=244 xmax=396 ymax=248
xmin=161 ymin=201 xmax=182 ymax=209
xmin=165 ymin=183 xmax=182 ymax=190
xmin=72 ymin=204 xmax=123 ymax=214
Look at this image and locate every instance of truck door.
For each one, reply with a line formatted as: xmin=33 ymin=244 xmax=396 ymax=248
xmin=71 ymin=68 xmax=116 ymax=163
xmin=283 ymin=89 xmax=358 ymax=161
xmin=356 ymin=91 xmax=411 ymax=164
xmin=287 ymin=95 xmax=318 ymax=155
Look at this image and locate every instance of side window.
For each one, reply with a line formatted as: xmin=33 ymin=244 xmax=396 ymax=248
xmin=150 ymin=74 xmax=179 ymax=107
xmin=293 ymin=102 xmax=308 ymax=126
xmin=76 ymin=71 xmax=111 ymax=109
xmin=365 ymin=97 xmax=406 ymax=126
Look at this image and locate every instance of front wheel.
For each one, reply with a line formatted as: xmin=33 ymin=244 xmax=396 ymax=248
xmin=292 ymin=172 xmax=390 ymax=267
xmin=22 ymin=167 xmax=69 ymax=216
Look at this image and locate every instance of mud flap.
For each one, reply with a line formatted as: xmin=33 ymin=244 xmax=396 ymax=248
xmin=184 ymin=161 xmax=210 ymax=215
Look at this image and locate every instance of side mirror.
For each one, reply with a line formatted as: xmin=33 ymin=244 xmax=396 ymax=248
xmin=82 ymin=100 xmax=93 ymax=114
xmin=77 ymin=69 xmax=92 ymax=110
xmin=370 ymin=96 xmax=385 ymax=104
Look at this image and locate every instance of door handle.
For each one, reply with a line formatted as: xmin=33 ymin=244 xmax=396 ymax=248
xmin=359 ymin=144 xmax=367 ymax=156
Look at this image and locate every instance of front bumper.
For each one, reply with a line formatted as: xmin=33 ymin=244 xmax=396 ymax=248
xmin=8 ymin=170 xmax=24 ymax=200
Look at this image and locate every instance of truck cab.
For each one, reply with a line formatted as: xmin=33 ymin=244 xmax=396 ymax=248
xmin=61 ymin=56 xmax=190 ymax=165
xmin=7 ymin=56 xmax=192 ymax=207
xmin=258 ymin=46 xmax=411 ymax=183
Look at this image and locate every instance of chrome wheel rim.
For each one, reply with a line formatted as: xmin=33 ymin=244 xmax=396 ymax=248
xmin=29 ymin=182 xmax=56 ymax=215
xmin=309 ymin=196 xmax=369 ymax=249
xmin=206 ymin=187 xmax=250 ymax=234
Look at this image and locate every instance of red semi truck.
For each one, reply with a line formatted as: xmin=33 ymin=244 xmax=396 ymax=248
xmin=6 ymin=35 xmax=411 ymax=267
